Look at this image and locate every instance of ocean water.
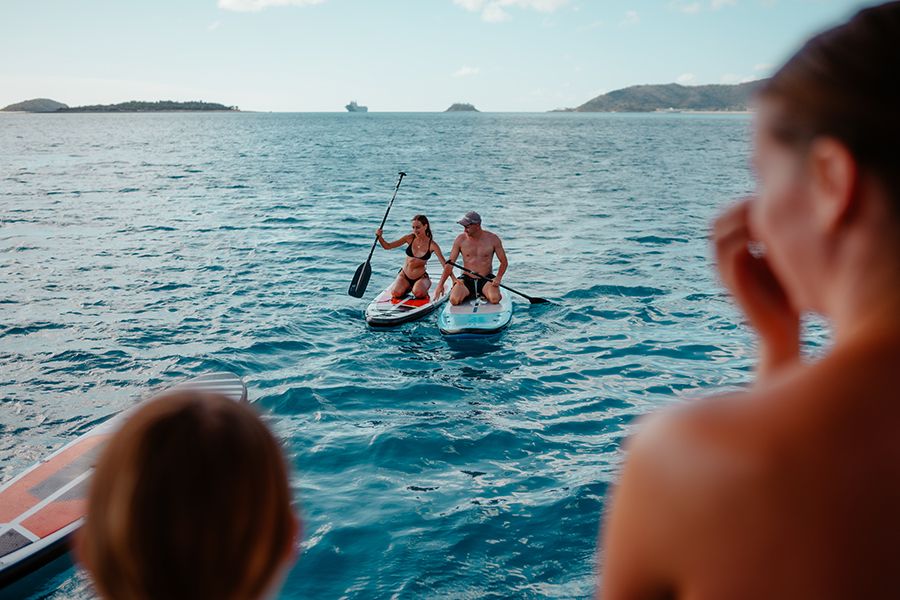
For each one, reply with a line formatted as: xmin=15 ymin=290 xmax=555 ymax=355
xmin=2 ymin=111 xmax=763 ymax=598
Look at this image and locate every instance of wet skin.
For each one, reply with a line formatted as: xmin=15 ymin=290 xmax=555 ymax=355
xmin=376 ymin=219 xmax=448 ymax=299
xmin=436 ymin=222 xmax=508 ymax=305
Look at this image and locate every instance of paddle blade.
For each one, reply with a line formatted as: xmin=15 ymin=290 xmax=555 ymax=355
xmin=348 ymin=262 xmax=372 ymax=297
xmin=529 ymin=296 xmax=550 ymax=304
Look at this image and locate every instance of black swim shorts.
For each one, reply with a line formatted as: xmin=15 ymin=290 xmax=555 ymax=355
xmin=461 ymin=274 xmax=494 ymax=300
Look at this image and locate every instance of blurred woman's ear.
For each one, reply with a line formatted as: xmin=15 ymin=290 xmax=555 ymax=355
xmin=807 ymin=137 xmax=858 ymax=235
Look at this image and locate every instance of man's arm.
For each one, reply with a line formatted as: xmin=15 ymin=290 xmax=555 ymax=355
xmin=491 ymin=235 xmax=508 ymax=286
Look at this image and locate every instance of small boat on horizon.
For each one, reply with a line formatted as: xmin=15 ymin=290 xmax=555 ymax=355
xmin=345 ymin=100 xmax=368 ymax=112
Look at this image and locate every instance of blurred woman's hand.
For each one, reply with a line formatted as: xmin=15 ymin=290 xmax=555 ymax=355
xmin=713 ymin=198 xmax=800 ymax=378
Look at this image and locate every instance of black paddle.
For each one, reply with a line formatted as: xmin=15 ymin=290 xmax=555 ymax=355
xmin=348 ymin=171 xmax=407 ymax=297
xmin=446 ymin=260 xmax=550 ymax=304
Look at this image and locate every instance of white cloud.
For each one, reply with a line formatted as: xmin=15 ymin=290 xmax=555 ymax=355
xmin=207 ymin=21 xmax=221 ymax=30
xmin=669 ymin=0 xmax=733 ymax=13
xmin=453 ymin=66 xmax=481 ymax=78
xmin=677 ymin=73 xmax=696 ymax=84
xmin=619 ymin=9 xmax=639 ymax=26
xmin=218 ymin=0 xmax=325 ymax=12
xmin=483 ymin=4 xmax=511 ymax=21
xmin=453 ymin=0 xmax=568 ymax=22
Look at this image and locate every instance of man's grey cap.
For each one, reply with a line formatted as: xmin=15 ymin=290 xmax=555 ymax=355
xmin=457 ymin=211 xmax=482 ymax=226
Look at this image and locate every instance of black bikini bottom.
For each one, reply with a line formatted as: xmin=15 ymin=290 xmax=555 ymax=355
xmin=399 ymin=269 xmax=429 ymax=287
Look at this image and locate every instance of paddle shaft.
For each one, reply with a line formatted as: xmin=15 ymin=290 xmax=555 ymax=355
xmin=446 ymin=260 xmax=549 ymax=304
xmin=365 ymin=171 xmax=406 ymax=263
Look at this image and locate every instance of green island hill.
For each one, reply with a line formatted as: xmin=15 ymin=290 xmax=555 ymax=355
xmin=445 ymin=103 xmax=479 ymax=112
xmin=1 ymin=98 xmax=69 ymax=112
xmin=1 ymin=99 xmax=238 ymax=113
xmin=554 ymin=80 xmax=765 ymax=112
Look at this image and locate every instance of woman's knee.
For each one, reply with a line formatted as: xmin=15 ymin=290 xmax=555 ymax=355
xmin=392 ymin=282 xmax=409 ymax=298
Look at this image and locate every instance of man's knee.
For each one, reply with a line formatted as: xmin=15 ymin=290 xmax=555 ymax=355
xmin=484 ymin=287 xmax=501 ymax=304
xmin=449 ymin=284 xmax=467 ymax=305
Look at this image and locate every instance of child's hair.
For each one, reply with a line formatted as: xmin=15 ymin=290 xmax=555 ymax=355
xmin=80 ymin=391 xmax=298 ymax=600
xmin=414 ymin=214 xmax=433 ymax=239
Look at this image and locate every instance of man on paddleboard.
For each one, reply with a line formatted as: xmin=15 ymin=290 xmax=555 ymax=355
xmin=435 ymin=211 xmax=508 ymax=305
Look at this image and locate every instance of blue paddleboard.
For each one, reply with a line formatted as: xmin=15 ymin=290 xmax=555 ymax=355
xmin=438 ymin=294 xmax=513 ymax=336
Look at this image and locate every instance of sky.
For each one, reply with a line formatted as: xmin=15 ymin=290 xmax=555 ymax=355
xmin=0 ymin=0 xmax=877 ymax=112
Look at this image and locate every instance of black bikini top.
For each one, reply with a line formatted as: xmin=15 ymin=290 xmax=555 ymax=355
xmin=405 ymin=240 xmax=432 ymax=261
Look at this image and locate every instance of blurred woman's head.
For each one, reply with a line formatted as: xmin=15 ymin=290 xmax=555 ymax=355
xmin=751 ymin=1 xmax=900 ymax=313
xmin=80 ymin=392 xmax=298 ymax=600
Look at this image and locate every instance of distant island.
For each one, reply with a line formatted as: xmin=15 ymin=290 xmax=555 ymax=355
xmin=445 ymin=103 xmax=479 ymax=112
xmin=557 ymin=80 xmax=764 ymax=112
xmin=2 ymin=99 xmax=238 ymax=113
xmin=1 ymin=98 xmax=69 ymax=112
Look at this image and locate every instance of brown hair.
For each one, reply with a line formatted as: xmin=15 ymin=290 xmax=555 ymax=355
xmin=757 ymin=1 xmax=900 ymax=207
xmin=413 ymin=214 xmax=433 ymax=240
xmin=80 ymin=392 xmax=297 ymax=600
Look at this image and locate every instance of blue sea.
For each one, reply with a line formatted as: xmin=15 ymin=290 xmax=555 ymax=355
xmin=2 ymin=111 xmax=763 ymax=598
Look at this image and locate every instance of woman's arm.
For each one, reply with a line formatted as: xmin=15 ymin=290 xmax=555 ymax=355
xmin=430 ymin=241 xmax=452 ymax=276
xmin=376 ymin=230 xmax=412 ymax=251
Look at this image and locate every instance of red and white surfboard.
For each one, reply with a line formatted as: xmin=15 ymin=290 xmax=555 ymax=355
xmin=0 ymin=372 xmax=247 ymax=589
xmin=365 ymin=285 xmax=449 ymax=327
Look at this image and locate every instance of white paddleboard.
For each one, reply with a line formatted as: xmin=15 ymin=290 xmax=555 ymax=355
xmin=438 ymin=293 xmax=513 ymax=336
xmin=0 ymin=372 xmax=247 ymax=590
xmin=365 ymin=285 xmax=449 ymax=327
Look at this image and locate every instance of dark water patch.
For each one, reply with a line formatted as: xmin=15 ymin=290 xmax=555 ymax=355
xmin=262 ymin=216 xmax=304 ymax=224
xmin=147 ymin=282 xmax=192 ymax=292
xmin=565 ymin=284 xmax=667 ymax=300
xmin=408 ymin=485 xmax=439 ymax=492
xmin=541 ymin=414 xmax=627 ymax=437
xmin=644 ymin=382 xmax=698 ymax=396
xmin=0 ymin=322 xmax=67 ymax=336
xmin=44 ymin=349 xmax=132 ymax=373
xmin=598 ymin=341 xmax=724 ymax=361
xmin=461 ymin=469 xmax=486 ymax=477
xmin=626 ymin=234 xmax=689 ymax=245
xmin=685 ymin=292 xmax=716 ymax=301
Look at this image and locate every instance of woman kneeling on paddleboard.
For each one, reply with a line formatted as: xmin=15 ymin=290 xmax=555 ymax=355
xmin=78 ymin=392 xmax=299 ymax=600
xmin=376 ymin=214 xmax=449 ymax=299
xmin=600 ymin=3 xmax=900 ymax=598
